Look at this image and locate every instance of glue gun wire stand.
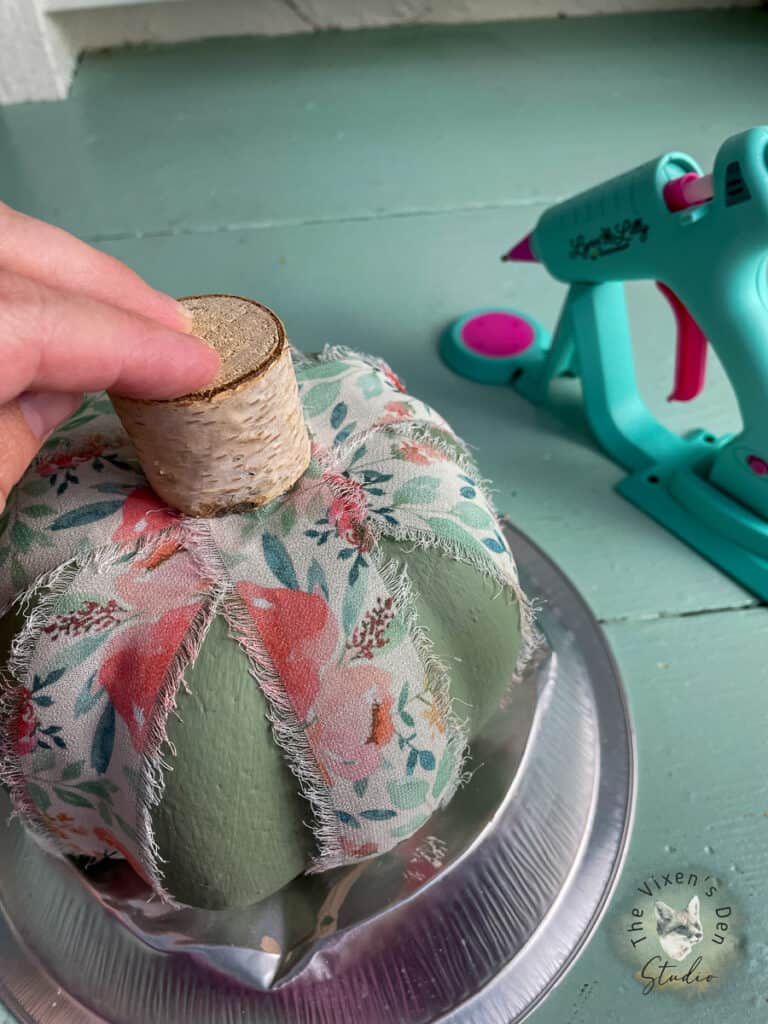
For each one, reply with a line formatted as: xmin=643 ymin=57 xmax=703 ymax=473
xmin=441 ymin=127 xmax=768 ymax=601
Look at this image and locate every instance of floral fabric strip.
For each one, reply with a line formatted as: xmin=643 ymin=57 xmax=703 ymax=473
xmin=193 ymin=456 xmax=464 ymax=868
xmin=0 ymin=349 xmax=526 ymax=889
xmin=0 ymin=391 xmax=176 ymax=611
xmin=4 ymin=535 xmax=211 ymax=892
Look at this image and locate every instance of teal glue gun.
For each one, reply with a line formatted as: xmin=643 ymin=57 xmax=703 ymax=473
xmin=442 ymin=126 xmax=768 ymax=599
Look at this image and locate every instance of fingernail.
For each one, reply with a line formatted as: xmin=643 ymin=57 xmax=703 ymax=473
xmin=173 ymin=300 xmax=195 ymax=333
xmin=18 ymin=391 xmax=83 ymax=440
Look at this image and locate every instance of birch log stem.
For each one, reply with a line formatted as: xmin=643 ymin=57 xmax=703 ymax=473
xmin=110 ymin=294 xmax=311 ymax=517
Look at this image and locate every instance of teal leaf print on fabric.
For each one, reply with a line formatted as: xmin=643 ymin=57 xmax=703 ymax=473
xmin=297 ymin=360 xmax=350 ymax=381
xmin=342 ymin=559 xmax=367 ymax=637
xmin=349 ymin=444 xmax=367 ymax=466
xmin=302 ymin=380 xmax=341 ymax=417
xmin=356 ymin=371 xmax=383 ymax=399
xmin=334 ymin=422 xmax=356 ymax=445
xmin=306 ymin=558 xmax=330 ymax=600
xmin=347 ymin=553 xmax=367 ymax=588
xmin=75 ymin=779 xmax=118 ymax=800
xmin=32 ymin=669 xmax=65 ymax=692
xmin=26 ymin=783 xmax=52 ymax=812
xmin=359 ymin=808 xmax=397 ymax=821
xmin=392 ymin=476 xmax=440 ymax=506
xmin=451 ymin=500 xmax=494 ymax=529
xmin=91 ymin=482 xmax=137 ymax=496
xmin=418 ymin=750 xmax=436 ymax=771
xmin=353 ymin=777 xmax=369 ymax=798
xmin=91 ymin=701 xmax=115 ymax=775
xmin=62 ymin=760 xmax=84 ymax=781
xmin=17 ymin=524 xmax=54 ymax=550
xmin=50 ymin=501 xmax=124 ymax=531
xmin=330 ymin=401 xmax=347 ymax=429
xmin=114 ymin=812 xmax=139 ymax=843
xmin=336 ymin=810 xmax=360 ymax=828
xmin=74 ymin=672 xmax=105 ymax=718
xmin=388 ymin=779 xmax=429 ymax=810
xmin=280 ymin=504 xmax=297 ymax=537
xmin=23 ymin=504 xmax=56 ymax=519
xmin=483 ymin=537 xmax=506 ymax=553
xmin=100 ymin=454 xmax=135 ymax=473
xmin=426 ymin=516 xmax=485 ymax=556
xmin=262 ymin=532 xmax=299 ymax=590
xmin=240 ymin=510 xmax=264 ymax=541
xmin=22 ymin=478 xmax=52 ymax=497
xmin=62 ymin=631 xmax=113 ymax=673
xmin=38 ymin=724 xmax=65 ymax=747
xmin=11 ymin=560 xmax=26 ymax=591
xmin=361 ymin=470 xmax=393 ymax=486
xmin=31 ymin=748 xmax=55 ymax=773
xmin=53 ymin=787 xmax=94 ymax=809
xmin=11 ymin=521 xmax=37 ymax=552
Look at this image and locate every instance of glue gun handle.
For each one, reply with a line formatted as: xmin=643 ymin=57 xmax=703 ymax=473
xmin=656 ymin=282 xmax=708 ymax=402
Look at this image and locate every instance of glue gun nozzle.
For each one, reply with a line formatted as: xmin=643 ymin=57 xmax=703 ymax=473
xmin=502 ymin=233 xmax=537 ymax=263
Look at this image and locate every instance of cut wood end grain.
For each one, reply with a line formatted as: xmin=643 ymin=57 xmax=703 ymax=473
xmin=110 ymin=294 xmax=311 ymax=517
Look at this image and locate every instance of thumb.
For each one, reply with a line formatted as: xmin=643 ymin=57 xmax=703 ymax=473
xmin=0 ymin=391 xmax=83 ymax=514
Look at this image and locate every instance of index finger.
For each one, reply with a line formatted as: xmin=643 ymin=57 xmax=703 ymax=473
xmin=0 ymin=201 xmax=189 ymax=333
xmin=0 ymin=271 xmax=219 ymax=404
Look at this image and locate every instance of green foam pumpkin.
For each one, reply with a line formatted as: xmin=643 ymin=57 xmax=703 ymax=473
xmin=0 ymin=349 xmax=530 ymax=908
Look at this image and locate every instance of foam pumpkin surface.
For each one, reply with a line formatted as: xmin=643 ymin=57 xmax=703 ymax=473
xmin=0 ymin=304 xmax=532 ymax=910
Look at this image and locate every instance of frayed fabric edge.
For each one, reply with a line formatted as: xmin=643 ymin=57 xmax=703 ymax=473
xmin=1 ymin=535 xmax=175 ymax=861
xmin=375 ymin=554 xmax=469 ymax=806
xmin=136 ymin=584 xmax=223 ymax=905
xmin=315 ymin=400 xmax=540 ymax=701
xmin=181 ymin=519 xmax=347 ymax=871
xmin=0 ymin=666 xmax=71 ymax=863
xmin=0 ymin=527 xmax=181 ymax=622
xmin=0 ymin=527 xmax=216 ymax=903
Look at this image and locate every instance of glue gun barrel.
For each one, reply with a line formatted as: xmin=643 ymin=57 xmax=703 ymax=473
xmin=518 ymin=151 xmax=704 ymax=285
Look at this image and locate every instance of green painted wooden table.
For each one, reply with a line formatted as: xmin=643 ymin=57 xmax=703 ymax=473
xmin=1 ymin=10 xmax=767 ymax=1021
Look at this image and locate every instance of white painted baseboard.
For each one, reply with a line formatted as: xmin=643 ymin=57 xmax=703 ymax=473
xmin=1 ymin=0 xmax=761 ymax=105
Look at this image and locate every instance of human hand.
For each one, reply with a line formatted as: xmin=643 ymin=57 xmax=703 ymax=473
xmin=0 ymin=202 xmax=220 ymax=512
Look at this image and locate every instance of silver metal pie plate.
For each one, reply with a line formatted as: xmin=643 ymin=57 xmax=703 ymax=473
xmin=0 ymin=521 xmax=635 ymax=1023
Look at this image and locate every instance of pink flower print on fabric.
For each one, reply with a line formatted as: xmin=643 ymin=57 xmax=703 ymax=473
xmin=99 ymin=602 xmax=202 ymax=750
xmin=236 ymin=584 xmax=394 ymax=783
xmin=101 ymin=544 xmax=209 ymax=749
xmin=11 ymin=688 xmax=39 ymax=756
xmin=112 ymin=486 xmax=178 ymax=544
xmin=399 ymin=440 xmax=452 ymax=466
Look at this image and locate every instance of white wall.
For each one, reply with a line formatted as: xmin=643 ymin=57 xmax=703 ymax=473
xmin=1 ymin=0 xmax=761 ymax=105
